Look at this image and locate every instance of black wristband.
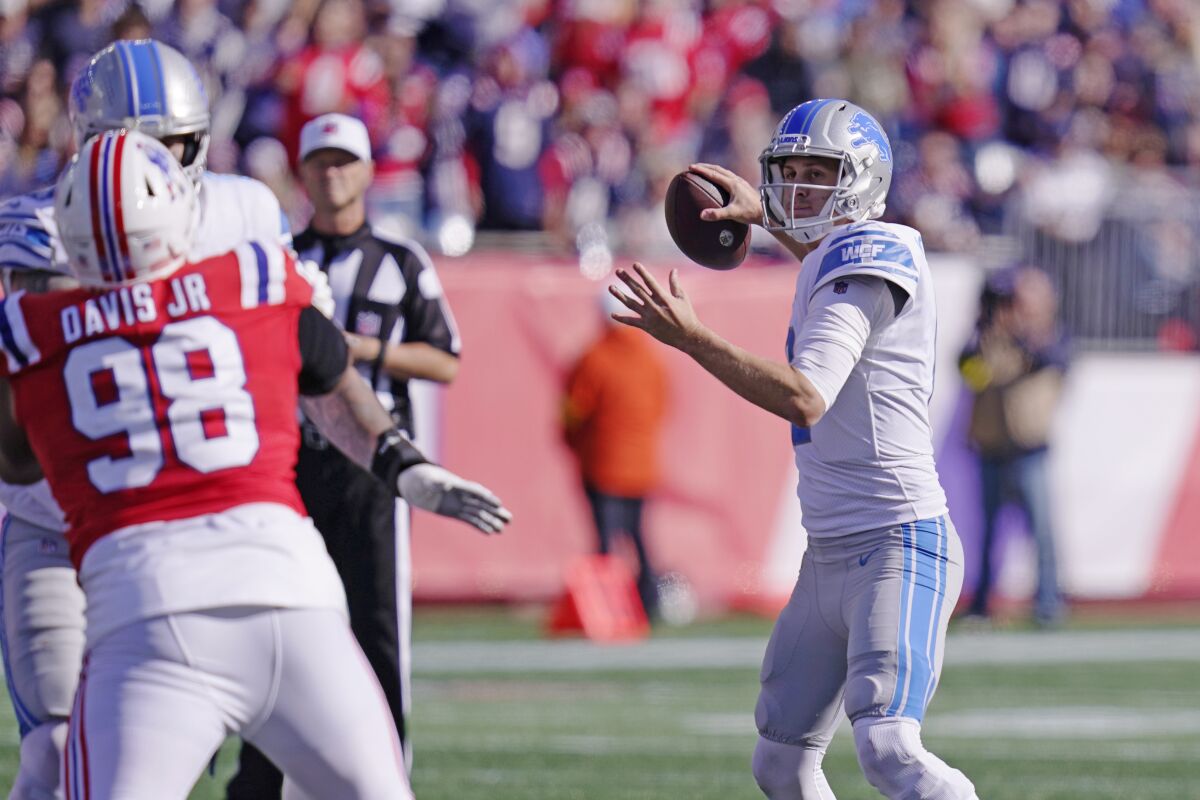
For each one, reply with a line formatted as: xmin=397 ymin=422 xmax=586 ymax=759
xmin=370 ymin=429 xmax=429 ymax=492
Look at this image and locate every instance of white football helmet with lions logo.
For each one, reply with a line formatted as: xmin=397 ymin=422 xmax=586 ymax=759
xmin=55 ymin=129 xmax=197 ymax=287
xmin=69 ymin=40 xmax=211 ymax=182
xmin=759 ymin=99 xmax=894 ymax=244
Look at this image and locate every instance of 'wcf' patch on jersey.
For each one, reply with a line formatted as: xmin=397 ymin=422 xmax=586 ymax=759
xmin=817 ymin=232 xmax=918 ymax=284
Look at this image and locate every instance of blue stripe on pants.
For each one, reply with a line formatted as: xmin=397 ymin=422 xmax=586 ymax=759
xmin=914 ymin=516 xmax=950 ymax=715
xmin=886 ymin=522 xmax=915 ymax=716
xmin=887 ymin=516 xmax=951 ymax=722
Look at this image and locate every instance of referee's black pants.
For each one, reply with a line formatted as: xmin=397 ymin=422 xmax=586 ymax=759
xmin=227 ymin=438 xmax=409 ymax=798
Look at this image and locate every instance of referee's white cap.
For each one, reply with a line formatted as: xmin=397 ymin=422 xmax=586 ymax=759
xmin=299 ymin=113 xmax=372 ymax=162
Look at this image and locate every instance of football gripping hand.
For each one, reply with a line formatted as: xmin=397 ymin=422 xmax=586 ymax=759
xmin=295 ymin=258 xmax=336 ymax=319
xmin=397 ymin=464 xmax=512 ymax=535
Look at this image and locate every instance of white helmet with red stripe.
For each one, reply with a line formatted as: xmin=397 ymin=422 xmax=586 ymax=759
xmin=55 ymin=129 xmax=197 ymax=288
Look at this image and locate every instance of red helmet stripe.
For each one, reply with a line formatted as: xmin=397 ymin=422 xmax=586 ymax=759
xmin=86 ymin=136 xmax=111 ymax=282
xmin=111 ymin=131 xmax=130 ymax=281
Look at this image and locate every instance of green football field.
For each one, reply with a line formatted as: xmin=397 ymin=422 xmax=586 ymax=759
xmin=1 ymin=608 xmax=1197 ymax=799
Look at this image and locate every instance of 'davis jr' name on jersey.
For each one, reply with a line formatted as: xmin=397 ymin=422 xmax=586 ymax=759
xmin=61 ymin=274 xmax=212 ymax=343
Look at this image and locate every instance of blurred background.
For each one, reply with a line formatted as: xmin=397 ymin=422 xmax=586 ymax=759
xmin=3 ymin=1 xmax=1200 ymax=798
xmin=4 ymin=0 xmax=1198 ymax=620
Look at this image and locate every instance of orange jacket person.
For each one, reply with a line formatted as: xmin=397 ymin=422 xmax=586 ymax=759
xmin=564 ymin=295 xmax=668 ymax=618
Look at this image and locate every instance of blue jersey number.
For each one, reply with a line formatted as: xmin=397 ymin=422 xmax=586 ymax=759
xmin=786 ymin=326 xmax=811 ymax=446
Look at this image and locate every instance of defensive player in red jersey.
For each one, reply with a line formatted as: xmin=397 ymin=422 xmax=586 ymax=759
xmin=0 ymin=129 xmax=510 ymax=799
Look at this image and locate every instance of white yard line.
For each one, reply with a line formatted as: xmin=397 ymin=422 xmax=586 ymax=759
xmin=412 ymin=628 xmax=1200 ymax=675
xmin=684 ymin=707 xmax=1200 ymax=742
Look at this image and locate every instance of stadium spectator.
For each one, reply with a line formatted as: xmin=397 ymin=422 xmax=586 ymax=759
xmin=563 ymin=289 xmax=668 ymax=620
xmin=275 ymin=0 xmax=389 ymax=165
xmin=0 ymin=0 xmax=1197 ymax=270
xmin=960 ymin=265 xmax=1070 ymax=627
xmin=154 ymin=0 xmax=246 ymax=137
xmin=36 ymin=0 xmax=123 ymax=77
xmin=540 ymin=85 xmax=634 ymax=250
xmin=111 ymin=2 xmax=151 ymax=39
xmin=0 ymin=58 xmax=67 ymax=198
xmin=464 ymin=29 xmax=555 ymax=230
xmin=365 ymin=14 xmax=437 ymax=237
xmin=0 ymin=1 xmax=38 ymax=97
xmin=742 ymin=20 xmax=815 ymax=122
xmin=889 ymin=130 xmax=982 ymax=252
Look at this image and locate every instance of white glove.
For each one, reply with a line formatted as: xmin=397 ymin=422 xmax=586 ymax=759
xmin=295 ymin=258 xmax=336 ymax=319
xmin=397 ymin=463 xmax=512 ymax=534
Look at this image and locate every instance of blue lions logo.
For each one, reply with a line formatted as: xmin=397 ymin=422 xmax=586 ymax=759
xmin=142 ymin=143 xmax=174 ymax=178
xmin=71 ymin=67 xmax=95 ymax=110
xmin=847 ymin=112 xmax=891 ymax=162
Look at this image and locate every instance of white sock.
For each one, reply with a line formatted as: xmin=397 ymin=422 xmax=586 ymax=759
xmin=852 ymin=717 xmax=975 ymax=800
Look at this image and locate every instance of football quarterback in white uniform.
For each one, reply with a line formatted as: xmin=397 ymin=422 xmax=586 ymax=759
xmin=0 ymin=40 xmax=304 ymax=799
xmin=612 ymin=100 xmax=978 ymax=800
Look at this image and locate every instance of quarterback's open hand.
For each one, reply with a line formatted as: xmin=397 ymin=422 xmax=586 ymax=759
xmin=610 ymin=263 xmax=702 ymax=352
xmin=689 ymin=163 xmax=762 ymax=226
xmin=397 ymin=463 xmax=512 ymax=534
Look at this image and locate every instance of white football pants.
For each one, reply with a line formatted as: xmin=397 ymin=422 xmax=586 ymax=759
xmin=1 ymin=513 xmax=84 ymax=800
xmin=63 ymin=606 xmax=412 ymax=800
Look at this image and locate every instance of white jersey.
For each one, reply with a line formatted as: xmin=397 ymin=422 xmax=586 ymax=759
xmin=787 ymin=220 xmax=947 ymax=538
xmin=189 ymin=171 xmax=292 ymax=259
xmin=0 ymin=172 xmax=290 ymax=530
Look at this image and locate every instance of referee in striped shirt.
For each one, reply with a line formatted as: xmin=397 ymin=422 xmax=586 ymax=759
xmin=228 ymin=113 xmax=461 ymax=798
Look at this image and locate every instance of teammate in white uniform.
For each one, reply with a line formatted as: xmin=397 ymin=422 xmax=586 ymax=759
xmin=612 ymin=99 xmax=978 ymax=800
xmin=0 ymin=40 xmax=326 ymax=799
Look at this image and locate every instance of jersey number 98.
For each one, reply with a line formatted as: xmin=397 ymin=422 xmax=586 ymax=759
xmin=63 ymin=317 xmax=259 ymax=493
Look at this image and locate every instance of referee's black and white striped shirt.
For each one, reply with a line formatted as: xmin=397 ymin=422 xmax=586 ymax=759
xmin=294 ymin=223 xmax=461 ymax=434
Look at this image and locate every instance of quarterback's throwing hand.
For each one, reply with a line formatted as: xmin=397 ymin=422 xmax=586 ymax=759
xmin=610 ymin=263 xmax=702 ymax=351
xmin=397 ymin=464 xmax=512 ymax=534
xmin=689 ymin=163 xmax=762 ymax=225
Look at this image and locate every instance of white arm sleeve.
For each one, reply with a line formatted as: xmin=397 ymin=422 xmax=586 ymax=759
xmin=791 ymin=276 xmax=893 ymax=410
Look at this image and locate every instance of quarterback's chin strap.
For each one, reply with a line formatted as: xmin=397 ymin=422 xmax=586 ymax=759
xmin=369 ymin=429 xmax=429 ymax=490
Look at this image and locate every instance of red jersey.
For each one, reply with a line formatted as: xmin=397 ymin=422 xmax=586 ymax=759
xmin=0 ymin=241 xmax=314 ymax=567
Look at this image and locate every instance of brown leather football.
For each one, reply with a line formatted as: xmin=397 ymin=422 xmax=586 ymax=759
xmin=664 ymin=171 xmax=750 ymax=270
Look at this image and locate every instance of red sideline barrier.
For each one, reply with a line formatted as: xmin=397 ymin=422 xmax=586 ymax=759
xmin=410 ymin=255 xmax=798 ymax=612
xmin=546 ymin=555 xmax=650 ymax=641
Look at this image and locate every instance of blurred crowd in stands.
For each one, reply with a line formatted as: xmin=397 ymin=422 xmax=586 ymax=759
xmin=1 ymin=0 xmax=1198 ymax=260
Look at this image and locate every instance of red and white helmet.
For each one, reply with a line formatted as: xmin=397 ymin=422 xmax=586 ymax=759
xmin=55 ymin=129 xmax=196 ymax=288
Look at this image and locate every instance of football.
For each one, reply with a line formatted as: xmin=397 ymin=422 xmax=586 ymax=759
xmin=664 ymin=171 xmax=750 ymax=270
